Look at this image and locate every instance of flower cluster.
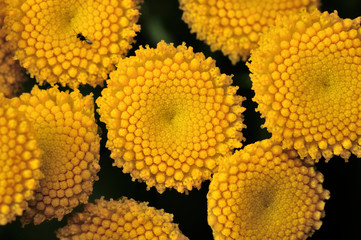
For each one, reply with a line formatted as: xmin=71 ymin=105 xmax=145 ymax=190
xmin=4 ymin=0 xmax=142 ymax=88
xmin=0 ymin=94 xmax=43 ymax=225
xmin=2 ymin=0 xmax=361 ymax=239
xmin=11 ymin=86 xmax=100 ymax=225
xmin=180 ymin=0 xmax=319 ymax=64
xmin=248 ymin=9 xmax=361 ymax=161
xmin=57 ymin=197 xmax=189 ymax=240
xmin=97 ymin=41 xmax=245 ymax=193
xmin=207 ymin=139 xmax=330 ymax=239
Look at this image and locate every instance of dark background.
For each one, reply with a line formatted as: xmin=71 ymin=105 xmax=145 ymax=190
xmin=1 ymin=0 xmax=361 ymax=239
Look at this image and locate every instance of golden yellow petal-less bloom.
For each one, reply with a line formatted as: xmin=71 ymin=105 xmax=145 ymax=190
xmin=4 ymin=0 xmax=142 ymax=89
xmin=0 ymin=0 xmax=27 ymax=97
xmin=97 ymin=41 xmax=246 ymax=193
xmin=179 ymin=0 xmax=319 ymax=64
xmin=56 ymin=197 xmax=189 ymax=240
xmin=0 ymin=94 xmax=43 ymax=225
xmin=207 ymin=139 xmax=330 ymax=240
xmin=248 ymin=9 xmax=361 ymax=161
xmin=10 ymin=86 xmax=101 ymax=225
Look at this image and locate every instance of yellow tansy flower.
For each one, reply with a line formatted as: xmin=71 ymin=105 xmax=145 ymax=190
xmin=97 ymin=41 xmax=245 ymax=193
xmin=10 ymin=86 xmax=101 ymax=225
xmin=0 ymin=0 xmax=27 ymax=97
xmin=4 ymin=0 xmax=142 ymax=88
xmin=207 ymin=139 xmax=330 ymax=240
xmin=0 ymin=94 xmax=43 ymax=225
xmin=248 ymin=9 xmax=361 ymax=161
xmin=56 ymin=197 xmax=189 ymax=240
xmin=179 ymin=0 xmax=319 ymax=64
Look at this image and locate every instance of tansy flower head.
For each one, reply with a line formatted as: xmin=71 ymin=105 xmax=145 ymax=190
xmin=56 ymin=197 xmax=189 ymax=240
xmin=179 ymin=0 xmax=319 ymax=64
xmin=4 ymin=0 xmax=142 ymax=89
xmin=97 ymin=41 xmax=246 ymax=193
xmin=0 ymin=0 xmax=27 ymax=97
xmin=11 ymin=86 xmax=101 ymax=225
xmin=207 ymin=139 xmax=330 ymax=240
xmin=248 ymin=9 xmax=361 ymax=161
xmin=0 ymin=94 xmax=43 ymax=225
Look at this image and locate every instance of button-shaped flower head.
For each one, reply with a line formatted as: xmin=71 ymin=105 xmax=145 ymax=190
xmin=11 ymin=86 xmax=101 ymax=225
xmin=0 ymin=0 xmax=27 ymax=97
xmin=56 ymin=197 xmax=189 ymax=240
xmin=97 ymin=41 xmax=245 ymax=193
xmin=4 ymin=0 xmax=142 ymax=88
xmin=248 ymin=9 xmax=361 ymax=161
xmin=207 ymin=139 xmax=330 ymax=240
xmin=179 ymin=0 xmax=319 ymax=64
xmin=0 ymin=94 xmax=43 ymax=225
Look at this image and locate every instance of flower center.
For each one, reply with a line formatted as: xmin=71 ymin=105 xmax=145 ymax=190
xmin=38 ymin=128 xmax=66 ymax=176
xmin=254 ymin=188 xmax=276 ymax=214
xmin=317 ymin=71 xmax=332 ymax=89
xmin=260 ymin=191 xmax=274 ymax=209
xmin=244 ymin=180 xmax=281 ymax=229
xmin=161 ymin=108 xmax=177 ymax=124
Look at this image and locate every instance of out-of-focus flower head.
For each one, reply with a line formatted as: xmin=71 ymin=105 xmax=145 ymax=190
xmin=179 ymin=0 xmax=319 ymax=64
xmin=4 ymin=0 xmax=142 ymax=89
xmin=0 ymin=0 xmax=27 ymax=97
xmin=207 ymin=139 xmax=330 ymax=240
xmin=0 ymin=94 xmax=43 ymax=225
xmin=248 ymin=9 xmax=361 ymax=162
xmin=56 ymin=196 xmax=189 ymax=240
xmin=97 ymin=41 xmax=246 ymax=193
xmin=11 ymin=86 xmax=101 ymax=225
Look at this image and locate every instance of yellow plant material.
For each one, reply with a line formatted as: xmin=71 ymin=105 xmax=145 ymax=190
xmin=57 ymin=197 xmax=189 ymax=240
xmin=207 ymin=139 xmax=330 ymax=240
xmin=180 ymin=0 xmax=319 ymax=64
xmin=248 ymin=9 xmax=361 ymax=161
xmin=4 ymin=0 xmax=142 ymax=88
xmin=11 ymin=86 xmax=101 ymax=225
xmin=0 ymin=0 xmax=27 ymax=97
xmin=0 ymin=94 xmax=43 ymax=225
xmin=97 ymin=41 xmax=246 ymax=193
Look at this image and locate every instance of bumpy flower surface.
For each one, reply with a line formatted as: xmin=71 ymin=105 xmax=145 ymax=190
xmin=179 ymin=0 xmax=319 ymax=64
xmin=56 ymin=197 xmax=189 ymax=240
xmin=207 ymin=139 xmax=330 ymax=240
xmin=0 ymin=0 xmax=27 ymax=97
xmin=0 ymin=94 xmax=43 ymax=225
xmin=97 ymin=41 xmax=245 ymax=193
xmin=10 ymin=86 xmax=101 ymax=225
xmin=248 ymin=9 xmax=361 ymax=161
xmin=4 ymin=0 xmax=142 ymax=89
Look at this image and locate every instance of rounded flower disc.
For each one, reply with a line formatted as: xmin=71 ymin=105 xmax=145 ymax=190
xmin=56 ymin=197 xmax=189 ymax=240
xmin=0 ymin=94 xmax=43 ymax=225
xmin=0 ymin=1 xmax=27 ymax=97
xmin=97 ymin=41 xmax=245 ymax=193
xmin=179 ymin=0 xmax=319 ymax=64
xmin=207 ymin=139 xmax=330 ymax=240
xmin=4 ymin=0 xmax=142 ymax=88
xmin=248 ymin=9 xmax=361 ymax=161
xmin=11 ymin=86 xmax=101 ymax=225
